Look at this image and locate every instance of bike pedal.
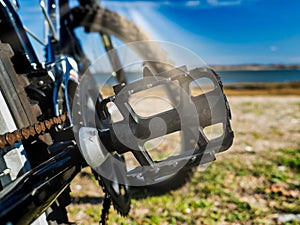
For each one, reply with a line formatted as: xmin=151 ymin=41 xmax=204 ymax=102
xmin=96 ymin=66 xmax=233 ymax=183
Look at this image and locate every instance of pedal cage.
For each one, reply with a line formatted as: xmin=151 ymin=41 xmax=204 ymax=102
xmin=98 ymin=66 xmax=234 ymax=184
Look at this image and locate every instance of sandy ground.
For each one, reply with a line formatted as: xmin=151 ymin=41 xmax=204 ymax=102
xmin=67 ymin=95 xmax=300 ymax=224
xmin=228 ymin=96 xmax=300 ymax=153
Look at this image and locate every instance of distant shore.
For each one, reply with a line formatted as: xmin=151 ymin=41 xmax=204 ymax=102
xmin=211 ymin=64 xmax=300 ymax=71
xmin=100 ymin=81 xmax=300 ymax=97
xmin=224 ymin=81 xmax=300 ymax=96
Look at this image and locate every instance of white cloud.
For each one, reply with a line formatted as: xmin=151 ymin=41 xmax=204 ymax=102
xmin=101 ymin=1 xmax=159 ymax=9
xmin=101 ymin=0 xmax=246 ymax=9
xmin=185 ymin=1 xmax=201 ymax=7
xmin=207 ymin=0 xmax=242 ymax=6
xmin=270 ymin=46 xmax=278 ymax=52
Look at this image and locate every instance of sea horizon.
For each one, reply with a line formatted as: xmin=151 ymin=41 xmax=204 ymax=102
xmin=92 ymin=68 xmax=300 ymax=85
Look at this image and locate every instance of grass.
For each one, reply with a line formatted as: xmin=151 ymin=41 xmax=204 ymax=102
xmin=67 ymin=146 xmax=300 ymax=225
xmin=67 ymin=94 xmax=300 ymax=224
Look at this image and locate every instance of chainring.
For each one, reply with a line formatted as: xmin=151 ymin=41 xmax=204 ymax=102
xmin=72 ymin=73 xmax=131 ymax=216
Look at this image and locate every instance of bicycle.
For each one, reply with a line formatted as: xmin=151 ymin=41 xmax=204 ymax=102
xmin=0 ymin=0 xmax=234 ymax=224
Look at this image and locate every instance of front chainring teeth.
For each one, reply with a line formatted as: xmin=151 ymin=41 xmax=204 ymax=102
xmin=73 ymin=79 xmax=131 ymax=216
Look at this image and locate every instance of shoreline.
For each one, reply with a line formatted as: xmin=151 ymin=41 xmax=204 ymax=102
xmin=99 ymin=81 xmax=300 ymax=97
xmin=212 ymin=64 xmax=300 ymax=71
xmin=224 ymin=81 xmax=300 ymax=96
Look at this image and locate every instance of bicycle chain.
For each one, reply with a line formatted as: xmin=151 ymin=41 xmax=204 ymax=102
xmin=100 ymin=193 xmax=111 ymax=225
xmin=0 ymin=113 xmax=68 ymax=150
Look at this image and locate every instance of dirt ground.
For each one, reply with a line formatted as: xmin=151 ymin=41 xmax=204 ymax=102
xmin=228 ymin=96 xmax=300 ymax=153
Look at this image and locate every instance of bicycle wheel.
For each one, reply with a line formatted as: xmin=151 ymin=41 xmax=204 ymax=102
xmin=71 ymin=5 xmax=173 ymax=75
xmin=71 ymin=6 xmax=195 ymax=194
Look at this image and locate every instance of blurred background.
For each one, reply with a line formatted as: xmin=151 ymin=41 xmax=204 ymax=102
xmin=19 ymin=0 xmax=300 ymax=85
xmin=20 ymin=0 xmax=300 ymax=65
xmin=17 ymin=1 xmax=300 ymax=224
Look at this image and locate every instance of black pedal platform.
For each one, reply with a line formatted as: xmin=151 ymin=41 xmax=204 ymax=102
xmin=97 ymin=66 xmax=234 ymax=184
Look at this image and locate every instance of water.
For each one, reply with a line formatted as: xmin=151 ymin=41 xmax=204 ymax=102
xmin=216 ymin=69 xmax=300 ymax=84
xmin=94 ymin=69 xmax=300 ymax=85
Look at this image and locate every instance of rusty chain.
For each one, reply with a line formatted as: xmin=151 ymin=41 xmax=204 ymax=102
xmin=0 ymin=113 xmax=68 ymax=150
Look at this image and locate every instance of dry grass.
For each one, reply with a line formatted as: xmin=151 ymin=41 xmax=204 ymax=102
xmin=224 ymin=82 xmax=300 ymax=96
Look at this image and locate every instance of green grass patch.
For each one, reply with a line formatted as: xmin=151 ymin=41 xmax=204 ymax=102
xmin=68 ymin=147 xmax=300 ymax=224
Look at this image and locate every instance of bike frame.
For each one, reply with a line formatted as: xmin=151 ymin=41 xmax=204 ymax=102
xmin=0 ymin=141 xmax=82 ymax=225
xmin=0 ymin=0 xmax=41 ymax=73
xmin=0 ymin=1 xmax=84 ymax=224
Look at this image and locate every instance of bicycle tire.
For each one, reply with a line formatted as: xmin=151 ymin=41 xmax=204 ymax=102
xmin=71 ymin=5 xmax=172 ymax=74
xmin=71 ymin=6 xmax=195 ymax=194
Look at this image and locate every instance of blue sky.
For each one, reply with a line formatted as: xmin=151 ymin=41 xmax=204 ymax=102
xmin=19 ymin=0 xmax=300 ymax=65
